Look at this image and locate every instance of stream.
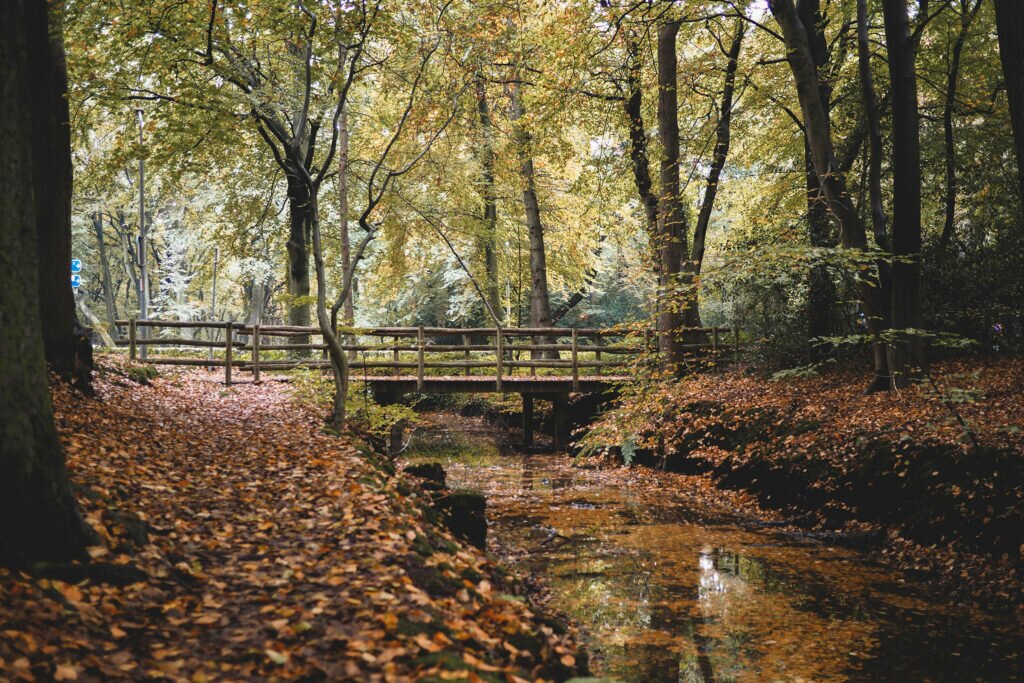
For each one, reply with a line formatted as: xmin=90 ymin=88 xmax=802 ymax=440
xmin=403 ymin=414 xmax=1023 ymax=683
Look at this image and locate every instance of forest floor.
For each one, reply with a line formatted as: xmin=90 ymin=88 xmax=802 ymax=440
xmin=585 ymin=356 xmax=1024 ymax=612
xmin=0 ymin=361 xmax=583 ymax=682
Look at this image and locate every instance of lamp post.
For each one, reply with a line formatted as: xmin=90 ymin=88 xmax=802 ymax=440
xmin=135 ymin=108 xmax=149 ymax=360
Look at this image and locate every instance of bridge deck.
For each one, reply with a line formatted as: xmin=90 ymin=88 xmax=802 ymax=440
xmin=361 ymin=375 xmax=629 ymax=395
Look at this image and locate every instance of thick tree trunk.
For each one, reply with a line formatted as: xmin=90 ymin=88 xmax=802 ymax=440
xmin=285 ymin=171 xmax=312 ymax=348
xmin=28 ymin=0 xmax=90 ymax=383
xmin=883 ymin=0 xmax=925 ymax=387
xmin=800 ymin=0 xmax=839 ymax=362
xmin=805 ymin=143 xmax=836 ymax=359
xmin=508 ymin=83 xmax=553 ymax=336
xmin=771 ymin=0 xmax=888 ymax=389
xmin=476 ymin=79 xmax=501 ymax=320
xmin=994 ymin=0 xmax=1024 ymax=208
xmin=656 ymin=20 xmax=689 ymax=373
xmin=1 ymin=0 xmax=92 ymax=563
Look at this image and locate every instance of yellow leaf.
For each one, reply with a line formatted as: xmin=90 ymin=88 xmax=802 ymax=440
xmin=55 ymin=663 xmax=79 ymax=681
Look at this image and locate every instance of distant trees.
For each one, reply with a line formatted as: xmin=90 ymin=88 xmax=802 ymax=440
xmin=57 ymin=0 xmax=1024 ymax=396
xmin=1 ymin=0 xmax=92 ymax=562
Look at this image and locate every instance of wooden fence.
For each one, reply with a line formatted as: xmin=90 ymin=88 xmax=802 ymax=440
xmin=114 ymin=320 xmax=737 ymax=389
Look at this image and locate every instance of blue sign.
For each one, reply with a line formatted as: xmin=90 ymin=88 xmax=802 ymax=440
xmin=70 ymin=258 xmax=82 ymax=273
xmin=71 ymin=274 xmax=82 ymax=289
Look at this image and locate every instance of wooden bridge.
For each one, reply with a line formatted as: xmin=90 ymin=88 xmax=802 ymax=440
xmin=116 ymin=319 xmax=737 ymax=447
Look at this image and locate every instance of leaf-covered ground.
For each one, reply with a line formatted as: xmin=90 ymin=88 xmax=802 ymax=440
xmin=583 ymin=357 xmax=1024 ymax=612
xmin=0 ymin=362 xmax=582 ymax=682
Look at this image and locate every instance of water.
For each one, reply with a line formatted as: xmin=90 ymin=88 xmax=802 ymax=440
xmin=404 ymin=415 xmax=1023 ymax=683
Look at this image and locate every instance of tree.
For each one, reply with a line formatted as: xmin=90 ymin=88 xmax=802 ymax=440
xmin=508 ymin=80 xmax=554 ymax=333
xmin=475 ymin=78 xmax=502 ymax=320
xmin=656 ymin=19 xmax=688 ymax=372
xmin=769 ymin=0 xmax=889 ymax=390
xmin=939 ymin=0 xmax=984 ymax=249
xmin=1 ymin=0 xmax=92 ymax=563
xmin=307 ymin=2 xmax=466 ymax=428
xmin=883 ymin=0 xmax=925 ymax=386
xmin=691 ymin=19 xmax=745 ymax=291
xmin=29 ymin=0 xmax=91 ymax=383
xmin=994 ymin=0 xmax=1024 ymax=209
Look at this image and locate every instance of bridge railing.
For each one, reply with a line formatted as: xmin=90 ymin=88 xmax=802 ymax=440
xmin=114 ymin=320 xmax=736 ymax=388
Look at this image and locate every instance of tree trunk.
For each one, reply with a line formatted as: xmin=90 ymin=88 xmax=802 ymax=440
xmin=806 ymin=143 xmax=836 ymax=359
xmin=1 ymin=0 xmax=93 ymax=564
xmin=285 ymin=170 xmax=312 ymax=348
xmin=856 ymin=0 xmax=893 ymax=387
xmin=476 ymin=79 xmax=501 ymax=320
xmin=624 ymin=35 xmax=660 ymax=262
xmin=692 ymin=20 xmax=744 ymax=274
xmin=336 ymin=49 xmax=355 ymax=331
xmin=770 ymin=0 xmax=888 ymax=389
xmin=28 ymin=0 xmax=90 ymax=383
xmin=76 ymin=295 xmax=115 ymax=348
xmin=309 ymin=190 xmax=349 ymax=430
xmin=656 ymin=20 xmax=688 ymax=373
xmin=883 ymin=0 xmax=924 ymax=387
xmin=800 ymin=0 xmax=836 ymax=360
xmin=994 ymin=0 xmax=1024 ymax=208
xmin=508 ymin=83 xmax=553 ymax=338
xmin=940 ymin=1 xmax=981 ymax=248
xmin=92 ymin=211 xmax=119 ymax=332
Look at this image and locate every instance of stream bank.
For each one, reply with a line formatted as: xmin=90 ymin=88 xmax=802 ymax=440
xmin=402 ymin=412 xmax=1023 ymax=683
xmin=579 ymin=359 xmax=1024 ymax=610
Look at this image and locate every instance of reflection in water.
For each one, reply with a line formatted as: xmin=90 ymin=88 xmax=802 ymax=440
xmin=405 ymin=417 xmax=1023 ymax=683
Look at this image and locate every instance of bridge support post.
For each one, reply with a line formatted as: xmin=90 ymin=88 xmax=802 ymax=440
xmin=551 ymin=394 xmax=569 ymax=451
xmin=522 ymin=394 xmax=534 ymax=449
xmin=388 ymin=419 xmax=405 ymax=457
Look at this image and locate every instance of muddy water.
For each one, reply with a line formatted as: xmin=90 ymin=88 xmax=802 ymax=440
xmin=404 ymin=416 xmax=1023 ymax=683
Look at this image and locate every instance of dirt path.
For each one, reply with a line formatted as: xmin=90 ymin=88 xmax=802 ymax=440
xmin=0 ymin=365 xmax=581 ymax=682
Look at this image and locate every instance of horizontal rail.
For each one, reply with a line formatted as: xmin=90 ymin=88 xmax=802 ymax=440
xmin=117 ymin=319 xmax=729 ymax=337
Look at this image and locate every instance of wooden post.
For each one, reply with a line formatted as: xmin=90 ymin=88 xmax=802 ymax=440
xmin=252 ymin=324 xmax=261 ymax=383
xmin=522 ymin=394 xmax=534 ymax=448
xmin=734 ymin=327 xmax=740 ymax=364
xmin=712 ymin=327 xmax=719 ymax=354
xmin=595 ymin=335 xmax=602 ymax=377
xmin=571 ymin=328 xmax=579 ymax=392
xmin=128 ymin=318 xmax=137 ymax=361
xmin=416 ymin=326 xmax=425 ymax=392
xmin=225 ymin=321 xmax=233 ymax=386
xmin=392 ymin=336 xmax=399 ymax=377
xmin=462 ymin=333 xmax=471 ymax=377
xmin=530 ymin=334 xmax=537 ymax=377
xmin=495 ymin=327 xmax=504 ymax=392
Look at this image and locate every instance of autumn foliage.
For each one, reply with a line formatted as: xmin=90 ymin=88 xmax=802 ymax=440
xmin=582 ymin=358 xmax=1024 ymax=608
xmin=0 ymin=363 xmax=581 ymax=681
